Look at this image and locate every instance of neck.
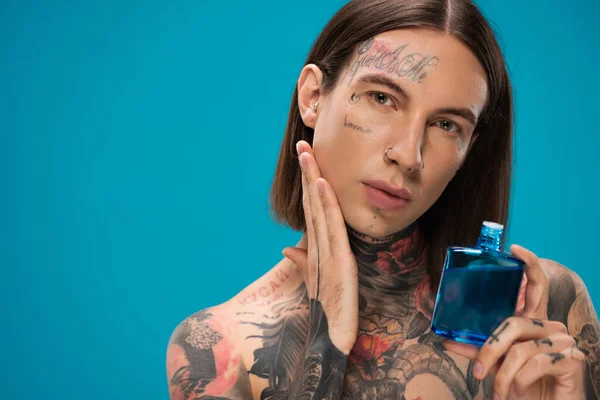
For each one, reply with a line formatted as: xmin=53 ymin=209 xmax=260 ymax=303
xmin=347 ymin=222 xmax=433 ymax=318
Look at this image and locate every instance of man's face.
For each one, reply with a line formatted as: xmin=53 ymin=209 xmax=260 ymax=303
xmin=310 ymin=29 xmax=489 ymax=238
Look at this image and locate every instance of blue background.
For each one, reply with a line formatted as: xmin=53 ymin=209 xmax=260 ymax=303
xmin=1 ymin=0 xmax=598 ymax=398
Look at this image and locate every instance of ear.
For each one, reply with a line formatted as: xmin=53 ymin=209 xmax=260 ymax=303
xmin=297 ymin=64 xmax=323 ymax=129
xmin=457 ymin=132 xmax=479 ymax=171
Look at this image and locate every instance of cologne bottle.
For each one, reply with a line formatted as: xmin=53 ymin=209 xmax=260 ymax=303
xmin=431 ymin=221 xmax=525 ymax=346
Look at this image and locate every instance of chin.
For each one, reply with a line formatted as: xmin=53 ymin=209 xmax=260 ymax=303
xmin=342 ymin=205 xmax=416 ymax=239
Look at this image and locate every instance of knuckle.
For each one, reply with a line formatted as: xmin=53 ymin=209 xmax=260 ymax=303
xmin=503 ymin=316 xmax=520 ymax=332
xmin=530 ymin=353 xmax=545 ymax=369
xmin=550 ymin=320 xmax=568 ymax=334
xmin=493 ymin=373 xmax=509 ymax=397
xmin=493 ymin=363 xmax=509 ymax=385
xmin=508 ymin=342 xmax=527 ymax=361
xmin=512 ymin=377 xmax=527 ymax=396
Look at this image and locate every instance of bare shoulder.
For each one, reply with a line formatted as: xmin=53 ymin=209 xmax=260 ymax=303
xmin=539 ymin=258 xmax=600 ymax=398
xmin=539 ymin=257 xmax=583 ymax=285
xmin=166 ymin=303 xmax=251 ymax=400
xmin=538 ymin=258 xmax=588 ymax=324
xmin=166 ymin=258 xmax=306 ymax=400
xmin=539 ymin=258 xmax=590 ymax=299
xmin=230 ymin=257 xmax=305 ymax=310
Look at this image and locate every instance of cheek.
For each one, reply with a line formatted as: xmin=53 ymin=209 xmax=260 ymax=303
xmin=425 ymin=135 xmax=469 ymax=171
xmin=313 ymin=107 xmax=390 ymax=179
xmin=419 ymin=144 xmax=466 ymax=198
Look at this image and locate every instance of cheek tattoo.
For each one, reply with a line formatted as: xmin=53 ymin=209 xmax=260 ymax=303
xmin=344 ymin=114 xmax=372 ymax=135
xmin=344 ymin=94 xmax=372 ymax=134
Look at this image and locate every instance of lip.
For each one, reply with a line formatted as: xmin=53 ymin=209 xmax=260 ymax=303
xmin=363 ymin=180 xmax=412 ymax=200
xmin=362 ymin=180 xmax=412 ymax=211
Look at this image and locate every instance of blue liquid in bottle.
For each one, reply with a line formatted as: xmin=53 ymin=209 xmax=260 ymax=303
xmin=431 ymin=221 xmax=525 ymax=346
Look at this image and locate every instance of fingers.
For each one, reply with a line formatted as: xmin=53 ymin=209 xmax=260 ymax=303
xmin=493 ymin=333 xmax=576 ymax=399
xmin=318 ymin=177 xmax=352 ymax=259
xmin=474 ymin=316 xmax=567 ymax=380
xmin=296 ymin=140 xmax=353 ymax=299
xmin=300 ymin=153 xmax=330 ymax=262
xmin=297 ymin=142 xmax=317 ymax=251
xmin=510 ymin=244 xmax=548 ymax=320
xmin=515 ymin=273 xmax=528 ymax=315
xmin=512 ymin=345 xmax=586 ymax=398
xmin=298 ymin=142 xmax=320 ymax=294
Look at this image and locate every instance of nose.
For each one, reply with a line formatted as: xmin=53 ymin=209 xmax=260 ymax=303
xmin=383 ymin=128 xmax=425 ymax=172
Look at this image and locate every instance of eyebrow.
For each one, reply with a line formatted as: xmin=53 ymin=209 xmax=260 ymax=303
xmin=355 ymin=73 xmax=411 ymax=102
xmin=434 ymin=107 xmax=478 ymax=126
xmin=355 ymin=73 xmax=478 ymax=126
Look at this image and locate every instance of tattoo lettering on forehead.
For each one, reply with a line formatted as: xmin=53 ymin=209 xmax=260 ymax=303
xmin=531 ymin=319 xmax=544 ymax=327
xmin=344 ymin=114 xmax=372 ymax=134
xmin=534 ymin=338 xmax=554 ymax=347
xmin=547 ymin=352 xmax=565 ymax=364
xmin=349 ymin=93 xmax=361 ymax=104
xmin=488 ymin=321 xmax=510 ymax=344
xmin=344 ymin=38 xmax=439 ymax=86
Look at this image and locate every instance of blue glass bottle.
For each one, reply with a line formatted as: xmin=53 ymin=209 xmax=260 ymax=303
xmin=431 ymin=221 xmax=525 ymax=346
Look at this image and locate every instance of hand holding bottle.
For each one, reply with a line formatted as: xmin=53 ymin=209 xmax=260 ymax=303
xmin=444 ymin=245 xmax=587 ymax=400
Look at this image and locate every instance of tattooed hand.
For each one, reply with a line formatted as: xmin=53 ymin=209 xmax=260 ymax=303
xmin=444 ymin=245 xmax=587 ymax=400
xmin=281 ymin=140 xmax=359 ymax=398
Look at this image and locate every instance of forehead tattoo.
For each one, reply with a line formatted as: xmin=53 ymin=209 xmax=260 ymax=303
xmin=343 ymin=38 xmax=440 ymax=86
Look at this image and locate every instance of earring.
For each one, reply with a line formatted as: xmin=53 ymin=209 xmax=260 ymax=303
xmin=312 ymin=101 xmax=319 ymax=112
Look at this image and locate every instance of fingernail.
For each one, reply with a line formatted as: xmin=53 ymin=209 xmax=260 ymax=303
xmin=299 ymin=154 xmax=306 ymax=172
xmin=473 ymin=361 xmax=484 ymax=379
xmin=296 ymin=141 xmax=301 ymax=155
xmin=317 ymin=179 xmax=324 ymax=195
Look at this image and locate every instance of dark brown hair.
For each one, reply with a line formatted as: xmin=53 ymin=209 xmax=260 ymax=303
xmin=270 ymin=0 xmax=513 ymax=287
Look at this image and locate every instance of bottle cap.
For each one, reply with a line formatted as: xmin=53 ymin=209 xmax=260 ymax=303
xmin=483 ymin=221 xmax=503 ymax=230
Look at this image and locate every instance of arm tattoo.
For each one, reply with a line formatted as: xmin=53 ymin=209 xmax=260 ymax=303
xmin=290 ymin=299 xmax=349 ymax=399
xmin=246 ymin=286 xmax=348 ymax=399
xmin=568 ymin=289 xmax=600 ymax=399
xmin=167 ymin=311 xmax=250 ymax=400
xmin=245 ymin=286 xmax=310 ymax=398
xmin=547 ymin=265 xmax=600 ymax=399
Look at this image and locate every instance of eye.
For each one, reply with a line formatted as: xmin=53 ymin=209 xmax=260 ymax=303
xmin=433 ymin=119 xmax=462 ymax=134
xmin=368 ymin=92 xmax=395 ymax=108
